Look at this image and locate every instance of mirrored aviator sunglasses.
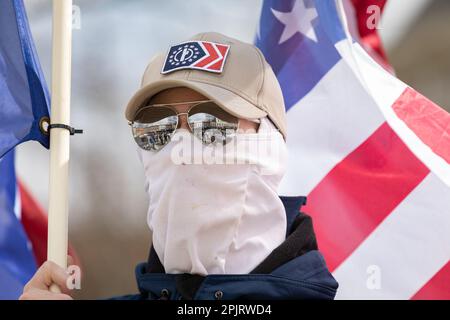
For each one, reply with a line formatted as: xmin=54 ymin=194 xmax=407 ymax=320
xmin=129 ymin=100 xmax=240 ymax=151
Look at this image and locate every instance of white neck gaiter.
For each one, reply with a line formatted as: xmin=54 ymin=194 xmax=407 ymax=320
xmin=138 ymin=118 xmax=287 ymax=275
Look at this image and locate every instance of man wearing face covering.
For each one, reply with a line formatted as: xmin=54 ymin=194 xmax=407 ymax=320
xmin=21 ymin=32 xmax=338 ymax=300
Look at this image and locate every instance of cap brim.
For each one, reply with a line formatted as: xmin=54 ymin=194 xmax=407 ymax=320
xmin=125 ymin=79 xmax=267 ymax=121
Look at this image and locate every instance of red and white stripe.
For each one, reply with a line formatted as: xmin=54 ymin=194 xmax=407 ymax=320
xmin=194 ymin=41 xmax=230 ymax=72
xmin=280 ymin=0 xmax=450 ymax=299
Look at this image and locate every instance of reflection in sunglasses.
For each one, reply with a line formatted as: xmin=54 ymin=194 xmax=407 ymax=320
xmin=130 ymin=102 xmax=240 ymax=151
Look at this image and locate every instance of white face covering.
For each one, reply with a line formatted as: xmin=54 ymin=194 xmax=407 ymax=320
xmin=138 ymin=118 xmax=287 ymax=275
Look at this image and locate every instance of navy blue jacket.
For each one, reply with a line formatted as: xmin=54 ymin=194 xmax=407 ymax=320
xmin=110 ymin=196 xmax=338 ymax=300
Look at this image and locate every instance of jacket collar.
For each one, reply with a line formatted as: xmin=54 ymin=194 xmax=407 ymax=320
xmin=135 ymin=250 xmax=337 ymax=300
xmin=279 ymin=196 xmax=307 ymax=235
xmin=135 ymin=196 xmax=338 ymax=300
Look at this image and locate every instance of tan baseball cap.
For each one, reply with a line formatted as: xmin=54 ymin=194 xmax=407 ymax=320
xmin=125 ymin=32 xmax=287 ymax=138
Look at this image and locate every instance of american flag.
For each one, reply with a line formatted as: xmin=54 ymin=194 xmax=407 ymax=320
xmin=257 ymin=0 xmax=450 ymax=299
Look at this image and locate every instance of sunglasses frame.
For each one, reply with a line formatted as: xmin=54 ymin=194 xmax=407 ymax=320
xmin=129 ymin=100 xmax=244 ymax=151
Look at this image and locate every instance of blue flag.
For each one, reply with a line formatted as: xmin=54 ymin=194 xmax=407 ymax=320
xmin=0 ymin=0 xmax=50 ymax=158
xmin=0 ymin=151 xmax=37 ymax=299
xmin=0 ymin=0 xmax=49 ymax=299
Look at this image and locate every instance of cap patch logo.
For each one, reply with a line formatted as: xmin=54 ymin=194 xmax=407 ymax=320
xmin=161 ymin=41 xmax=230 ymax=74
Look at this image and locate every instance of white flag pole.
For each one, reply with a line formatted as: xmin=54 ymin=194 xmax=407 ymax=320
xmin=47 ymin=0 xmax=73 ymax=292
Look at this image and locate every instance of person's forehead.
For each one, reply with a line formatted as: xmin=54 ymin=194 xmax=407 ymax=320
xmin=148 ymin=87 xmax=207 ymax=105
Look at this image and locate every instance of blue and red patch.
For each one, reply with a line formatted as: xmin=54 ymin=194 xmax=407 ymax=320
xmin=161 ymin=41 xmax=230 ymax=74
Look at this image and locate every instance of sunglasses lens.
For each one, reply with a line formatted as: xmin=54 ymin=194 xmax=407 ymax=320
xmin=132 ymin=107 xmax=178 ymax=151
xmin=188 ymin=102 xmax=238 ymax=145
